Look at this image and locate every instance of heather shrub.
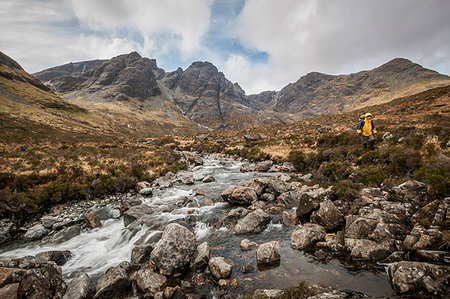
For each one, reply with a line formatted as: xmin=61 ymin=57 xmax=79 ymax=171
xmin=288 ymin=150 xmax=307 ymax=171
xmin=320 ymin=161 xmax=352 ymax=181
xmin=358 ymin=165 xmax=387 ymax=186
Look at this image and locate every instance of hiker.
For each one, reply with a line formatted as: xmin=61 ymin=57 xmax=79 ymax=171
xmin=357 ymin=113 xmax=377 ymax=149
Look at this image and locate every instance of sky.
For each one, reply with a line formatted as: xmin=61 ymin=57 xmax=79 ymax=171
xmin=1 ymin=0 xmax=449 ymax=94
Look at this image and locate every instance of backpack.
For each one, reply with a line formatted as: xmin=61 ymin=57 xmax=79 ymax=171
xmin=356 ymin=114 xmax=365 ymax=130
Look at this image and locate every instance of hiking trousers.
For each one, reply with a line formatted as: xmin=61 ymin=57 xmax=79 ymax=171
xmin=361 ymin=134 xmax=375 ymax=149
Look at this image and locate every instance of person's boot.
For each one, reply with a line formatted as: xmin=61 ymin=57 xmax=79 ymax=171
xmin=369 ymin=140 xmax=375 ymax=150
xmin=363 ymin=143 xmax=367 ymax=149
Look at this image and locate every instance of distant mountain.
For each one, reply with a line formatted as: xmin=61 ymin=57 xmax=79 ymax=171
xmin=263 ymin=58 xmax=450 ymax=117
xmin=35 ymin=53 xmax=450 ymax=131
xmin=33 ymin=59 xmax=107 ymax=82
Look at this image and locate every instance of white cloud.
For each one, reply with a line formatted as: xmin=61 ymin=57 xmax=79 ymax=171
xmin=233 ymin=0 xmax=450 ymax=92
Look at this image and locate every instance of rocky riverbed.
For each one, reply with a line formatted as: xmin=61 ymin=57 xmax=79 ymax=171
xmin=0 ymin=152 xmax=448 ymax=298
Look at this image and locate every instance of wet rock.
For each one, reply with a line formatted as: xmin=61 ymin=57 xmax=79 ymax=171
xmin=388 ymin=261 xmax=449 ymax=296
xmin=35 ymin=250 xmax=72 ymax=266
xmin=202 ymin=175 xmax=216 ymax=183
xmin=150 ymin=223 xmax=197 ymax=276
xmin=40 ymin=215 xmax=60 ymax=229
xmin=62 ymin=273 xmax=95 ymax=299
xmin=139 ymin=187 xmax=153 ymax=196
xmin=121 ymin=197 xmax=143 ymax=214
xmin=291 ymin=223 xmax=326 ymax=250
xmin=209 ymin=257 xmax=233 ymax=280
xmin=153 ymin=176 xmax=173 ymax=189
xmin=133 ymin=230 xmax=163 ymax=246
xmin=345 ymin=238 xmax=394 ymax=260
xmin=310 ymin=200 xmax=344 ymax=231
xmin=0 ymin=258 xmax=67 ymax=299
xmin=136 ymin=181 xmax=151 ymax=193
xmin=224 ymin=207 xmax=248 ymax=228
xmin=123 ymin=204 xmax=155 ymax=226
xmin=23 ymin=224 xmax=48 ymax=240
xmin=253 ymin=289 xmax=284 ymax=298
xmin=392 ymin=180 xmax=428 ymax=204
xmin=176 ymin=171 xmax=195 ymax=185
xmin=181 ymin=151 xmax=203 ymax=166
xmin=132 ymin=268 xmax=167 ymax=296
xmin=131 ymin=245 xmax=153 ymax=264
xmin=50 ymin=225 xmax=81 ymax=244
xmin=282 ymin=210 xmax=298 ymax=226
xmin=255 ymin=160 xmax=273 ymax=172
xmin=256 ymin=241 xmax=281 ymax=267
xmin=316 ymin=233 xmax=345 ymax=252
xmin=0 ymin=221 xmax=14 ymax=245
xmin=84 ymin=207 xmax=113 ymax=229
xmin=296 ymin=193 xmax=322 ymax=219
xmin=240 ymin=263 xmax=255 ymax=274
xmin=220 ymin=185 xmax=258 ymax=205
xmin=240 ymin=239 xmax=258 ymax=251
xmin=234 ymin=209 xmax=271 ymax=234
xmin=93 ymin=265 xmax=131 ymax=299
xmin=192 ymin=242 xmax=210 ymax=270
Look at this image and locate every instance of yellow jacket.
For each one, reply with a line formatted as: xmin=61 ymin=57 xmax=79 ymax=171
xmin=357 ymin=118 xmax=377 ymax=136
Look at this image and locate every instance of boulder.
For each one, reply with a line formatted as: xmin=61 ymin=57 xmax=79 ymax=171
xmin=181 ymin=151 xmax=203 ymax=166
xmin=291 ymin=223 xmax=326 ymax=250
xmin=240 ymin=239 xmax=259 ymax=251
xmin=0 ymin=221 xmax=14 ymax=245
xmin=23 ymin=224 xmax=48 ymax=240
xmin=403 ymin=225 xmax=443 ymax=250
xmin=35 ymin=250 xmax=72 ymax=266
xmin=176 ymin=172 xmax=195 ymax=185
xmin=256 ymin=241 xmax=281 ymax=267
xmin=392 ymin=180 xmax=428 ymax=204
xmin=310 ymin=200 xmax=344 ymax=231
xmin=84 ymin=207 xmax=113 ymax=229
xmin=62 ymin=273 xmax=95 ymax=299
xmin=131 ymin=245 xmax=153 ymax=264
xmin=277 ymin=191 xmax=302 ymax=208
xmin=202 ymin=175 xmax=216 ymax=183
xmin=40 ymin=216 xmax=60 ymax=229
xmin=388 ymin=261 xmax=449 ymax=296
xmin=344 ymin=215 xmax=378 ymax=239
xmin=296 ymin=193 xmax=321 ymax=219
xmin=139 ymin=187 xmax=153 ymax=196
xmin=345 ymin=238 xmax=394 ymax=260
xmin=282 ymin=210 xmax=298 ymax=226
xmin=132 ymin=269 xmax=167 ymax=296
xmin=150 ymin=223 xmax=197 ymax=276
xmin=253 ymin=289 xmax=284 ymax=298
xmin=135 ymin=181 xmax=151 ymax=193
xmin=208 ymin=257 xmax=233 ymax=280
xmin=123 ymin=204 xmax=155 ymax=226
xmin=50 ymin=225 xmax=81 ymax=244
xmin=260 ymin=193 xmax=276 ymax=202
xmin=0 ymin=258 xmax=66 ymax=299
xmin=221 ymin=185 xmax=258 ymax=205
xmin=265 ymin=176 xmax=288 ymax=195
xmin=234 ymin=209 xmax=271 ymax=234
xmin=93 ymin=265 xmax=131 ymax=299
xmin=247 ymin=178 xmax=267 ymax=196
xmin=255 ymin=161 xmax=273 ymax=172
xmin=192 ymin=242 xmax=210 ymax=270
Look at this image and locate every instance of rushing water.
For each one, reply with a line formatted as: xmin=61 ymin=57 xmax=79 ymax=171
xmin=0 ymin=157 xmax=394 ymax=297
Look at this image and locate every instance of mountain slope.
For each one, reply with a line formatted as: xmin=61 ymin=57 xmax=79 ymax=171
xmin=266 ymin=58 xmax=450 ymax=117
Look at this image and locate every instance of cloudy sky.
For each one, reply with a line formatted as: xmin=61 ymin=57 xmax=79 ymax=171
xmin=1 ymin=0 xmax=449 ymax=94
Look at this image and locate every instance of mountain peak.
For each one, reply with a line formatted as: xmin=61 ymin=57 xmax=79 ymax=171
xmin=0 ymin=51 xmax=23 ymax=70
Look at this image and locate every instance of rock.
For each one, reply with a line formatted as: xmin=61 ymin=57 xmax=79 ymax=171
xmin=0 ymin=283 xmax=19 ymax=299
xmin=181 ymin=151 xmax=203 ymax=166
xmin=202 ymin=175 xmax=216 ymax=183
xmin=50 ymin=225 xmax=81 ymax=244
xmin=265 ymin=176 xmax=288 ymax=195
xmin=253 ymin=289 xmax=284 ymax=298
xmin=345 ymin=238 xmax=393 ymax=260
xmin=192 ymin=242 xmax=210 ymax=270
xmin=260 ymin=193 xmax=276 ymax=202
xmin=240 ymin=239 xmax=259 ymax=251
xmin=310 ymin=200 xmax=344 ymax=231
xmin=244 ymin=135 xmax=259 ymax=142
xmin=277 ymin=191 xmax=302 ymax=208
xmin=132 ymin=269 xmax=167 ymax=296
xmin=23 ymin=224 xmax=48 ymax=240
xmin=403 ymin=225 xmax=443 ymax=250
xmin=282 ymin=210 xmax=298 ymax=226
xmin=344 ymin=215 xmax=378 ymax=239
xmin=316 ymin=233 xmax=345 ymax=252
xmin=369 ymin=222 xmax=406 ymax=243
xmin=40 ymin=216 xmax=60 ymax=229
xmin=208 ymin=257 xmax=233 ymax=280
xmin=0 ymin=258 xmax=66 ymax=299
xmin=383 ymin=132 xmax=393 ymax=140
xmin=136 ymin=181 xmax=151 ymax=193
xmin=176 ymin=171 xmax=195 ymax=185
xmin=255 ymin=161 xmax=273 ymax=172
xmin=139 ymin=187 xmax=153 ymax=196
xmin=220 ymin=185 xmax=258 ymax=205
xmin=291 ymin=223 xmax=326 ymax=250
xmin=218 ymin=279 xmax=228 ymax=290
xmin=84 ymin=207 xmax=113 ymax=229
xmin=392 ymin=180 xmax=428 ymax=204
xmin=62 ymin=273 xmax=95 ymax=299
xmin=150 ymin=223 xmax=197 ymax=276
xmin=415 ymin=250 xmax=449 ymax=264
xmin=153 ymin=176 xmax=173 ymax=189
xmin=204 ymin=199 xmax=214 ymax=206
xmin=131 ymin=245 xmax=153 ymax=264
xmin=123 ymin=204 xmax=155 ymax=226
xmin=388 ymin=261 xmax=449 ymax=296
xmin=247 ymin=178 xmax=267 ymax=196
xmin=240 ymin=263 xmax=255 ymax=274
xmin=133 ymin=230 xmax=163 ymax=246
xmin=93 ymin=265 xmax=131 ymax=299
xmin=35 ymin=250 xmax=72 ymax=266
xmin=0 ymin=221 xmax=14 ymax=245
xmin=256 ymin=241 xmax=281 ymax=267
xmin=234 ymin=209 xmax=271 ymax=234
xmin=296 ymin=193 xmax=321 ymax=219
xmin=307 ymin=290 xmax=347 ymax=299
xmin=193 ymin=173 xmax=206 ymax=181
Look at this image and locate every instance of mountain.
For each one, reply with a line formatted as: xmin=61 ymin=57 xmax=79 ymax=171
xmin=34 ymin=53 xmax=450 ymax=131
xmin=33 ymin=59 xmax=107 ymax=82
xmin=263 ymin=58 xmax=450 ymax=117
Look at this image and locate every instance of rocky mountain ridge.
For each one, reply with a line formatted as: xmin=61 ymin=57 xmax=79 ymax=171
xmin=34 ymin=53 xmax=450 ymax=130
